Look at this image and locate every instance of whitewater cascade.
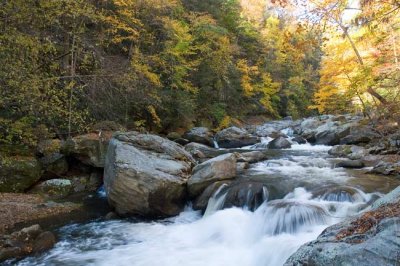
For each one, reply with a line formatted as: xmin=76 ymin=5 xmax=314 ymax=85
xmin=16 ymin=130 xmax=398 ymax=266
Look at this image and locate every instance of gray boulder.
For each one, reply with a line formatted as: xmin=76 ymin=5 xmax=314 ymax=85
xmin=215 ymin=127 xmax=259 ymax=148
xmin=340 ymin=126 xmax=380 ymax=145
xmin=254 ymin=120 xmax=294 ymax=137
xmin=268 ymin=137 xmax=292 ymax=149
xmin=187 ymin=153 xmax=237 ymax=198
xmin=368 ymin=161 xmax=400 ymax=176
xmin=104 ymin=132 xmax=195 ymax=217
xmin=62 ymin=132 xmax=111 ymax=168
xmin=183 ymin=127 xmax=214 ymax=147
xmin=285 ymin=186 xmax=400 ymax=266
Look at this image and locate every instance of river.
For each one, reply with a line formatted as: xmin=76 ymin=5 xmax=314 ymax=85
xmin=15 ymin=138 xmax=400 ymax=266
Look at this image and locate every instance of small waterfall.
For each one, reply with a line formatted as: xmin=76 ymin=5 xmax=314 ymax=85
xmin=256 ymin=200 xmax=328 ymax=235
xmin=321 ymin=186 xmax=369 ymax=203
xmin=203 ymin=185 xmax=228 ymax=216
xmin=213 ymin=138 xmax=219 ymax=149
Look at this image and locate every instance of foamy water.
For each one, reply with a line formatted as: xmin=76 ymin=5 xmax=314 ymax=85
xmin=15 ymin=132 xmax=397 ymax=266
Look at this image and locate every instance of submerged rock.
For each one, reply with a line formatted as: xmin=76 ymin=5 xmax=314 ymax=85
xmin=104 ymin=132 xmax=195 ymax=217
xmin=336 ymin=160 xmax=365 ymax=169
xmin=267 ymin=136 xmax=291 ymax=149
xmin=187 ymin=153 xmax=237 ymax=198
xmin=215 ymin=127 xmax=259 ymax=148
xmin=0 ymin=156 xmax=42 ymax=193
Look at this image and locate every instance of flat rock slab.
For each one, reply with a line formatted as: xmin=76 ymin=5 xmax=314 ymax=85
xmin=0 ymin=193 xmax=83 ymax=234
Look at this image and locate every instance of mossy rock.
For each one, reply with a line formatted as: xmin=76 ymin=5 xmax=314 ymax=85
xmin=0 ymin=156 xmax=42 ymax=193
xmin=29 ymin=179 xmax=73 ymax=198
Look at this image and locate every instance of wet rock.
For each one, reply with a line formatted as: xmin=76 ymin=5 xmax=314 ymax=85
xmin=340 ymin=125 xmax=380 ymax=145
xmin=188 ymin=153 xmax=237 ymax=198
xmin=267 ymin=137 xmax=291 ymax=149
xmin=183 ymin=127 xmax=214 ymax=147
xmin=215 ymin=127 xmax=259 ymax=148
xmin=0 ymin=225 xmax=56 ymax=262
xmin=29 ymin=179 xmax=73 ymax=198
xmin=237 ymin=151 xmax=268 ymax=164
xmin=193 ymin=181 xmax=231 ymax=210
xmin=32 ymin=231 xmax=56 ymax=253
xmin=285 ymin=186 xmax=400 ymax=266
xmin=328 ymin=145 xmax=367 ymax=160
xmin=292 ymin=135 xmax=307 ymax=144
xmin=336 ymin=160 xmax=365 ymax=169
xmin=368 ymin=161 xmax=400 ymax=176
xmin=0 ymin=156 xmax=42 ymax=193
xmin=104 ymin=132 xmax=195 ymax=217
xmin=223 ymin=181 xmax=268 ymax=211
xmin=62 ymin=131 xmax=112 ymax=168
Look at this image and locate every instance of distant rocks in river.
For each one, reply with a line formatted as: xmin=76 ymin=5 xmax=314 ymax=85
xmin=183 ymin=127 xmax=214 ymax=147
xmin=104 ymin=132 xmax=195 ymax=217
xmin=215 ymin=126 xmax=259 ymax=148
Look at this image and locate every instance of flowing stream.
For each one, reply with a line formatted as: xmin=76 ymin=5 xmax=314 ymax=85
xmin=16 ymin=136 xmax=400 ymax=266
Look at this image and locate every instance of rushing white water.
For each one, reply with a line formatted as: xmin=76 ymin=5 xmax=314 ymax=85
xmin=15 ymin=139 xmax=397 ymax=266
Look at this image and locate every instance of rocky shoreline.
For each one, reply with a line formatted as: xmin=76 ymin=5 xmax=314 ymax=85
xmin=1 ymin=114 xmax=399 ymax=263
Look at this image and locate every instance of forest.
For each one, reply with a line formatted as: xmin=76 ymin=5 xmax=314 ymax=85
xmin=1 ymin=0 xmax=397 ymax=149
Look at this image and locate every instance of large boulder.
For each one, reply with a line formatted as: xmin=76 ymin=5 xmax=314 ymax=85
xmin=253 ymin=119 xmax=294 ymax=137
xmin=0 ymin=156 xmax=42 ymax=193
xmin=62 ymin=132 xmax=112 ymax=168
xmin=340 ymin=125 xmax=380 ymax=145
xmin=267 ymin=137 xmax=292 ymax=149
xmin=104 ymin=132 xmax=195 ymax=217
xmin=187 ymin=153 xmax=237 ymax=198
xmin=215 ymin=127 xmax=259 ymax=148
xmin=285 ymin=186 xmax=400 ymax=266
xmin=183 ymin=127 xmax=214 ymax=147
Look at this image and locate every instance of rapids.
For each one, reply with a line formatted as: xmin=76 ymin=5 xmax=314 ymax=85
xmin=14 ymin=132 xmax=400 ymax=266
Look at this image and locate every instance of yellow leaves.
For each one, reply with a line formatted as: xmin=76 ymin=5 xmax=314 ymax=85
xmin=147 ymin=105 xmax=161 ymax=127
xmin=217 ymin=115 xmax=232 ymax=131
